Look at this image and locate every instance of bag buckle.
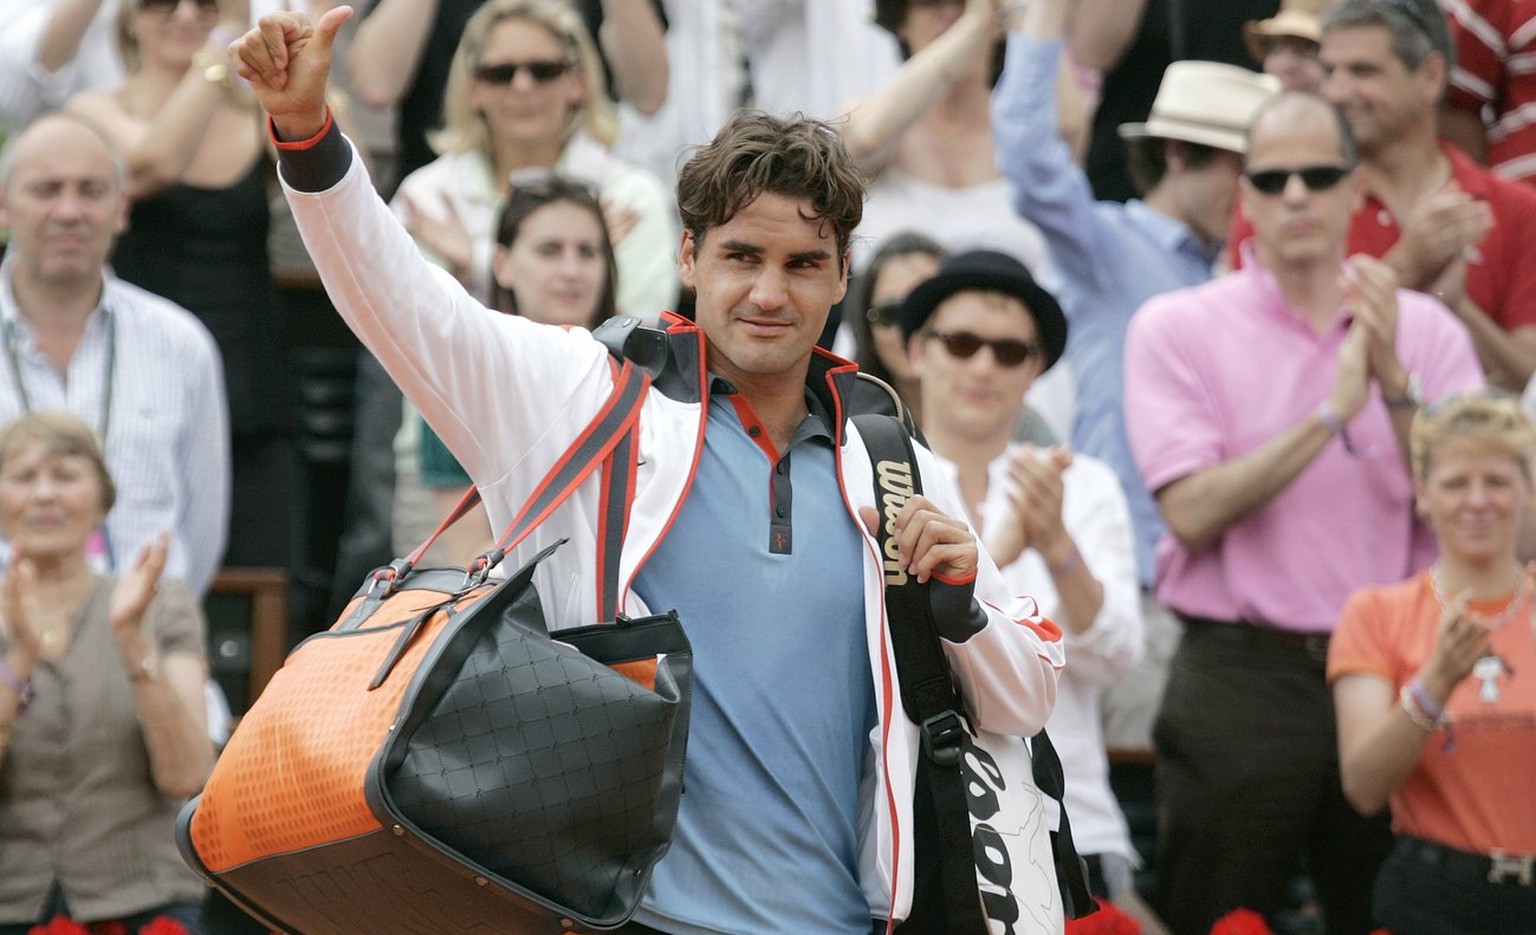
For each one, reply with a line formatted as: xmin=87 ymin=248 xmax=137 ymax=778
xmin=365 ymin=558 xmax=413 ymax=599
xmin=920 ymin=711 xmax=964 ymax=767
xmin=1489 ymin=850 xmax=1535 ymax=886
xmin=461 ymin=549 xmax=505 ymax=588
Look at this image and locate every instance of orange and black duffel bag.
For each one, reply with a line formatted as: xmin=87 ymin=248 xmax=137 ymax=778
xmin=177 ymin=360 xmax=692 ymax=934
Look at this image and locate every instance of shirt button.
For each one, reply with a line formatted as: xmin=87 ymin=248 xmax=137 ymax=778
xmin=748 ymin=425 xmax=762 ymax=438
xmin=775 ymin=505 xmax=787 ymax=518
xmin=775 ymin=460 xmax=789 ymax=475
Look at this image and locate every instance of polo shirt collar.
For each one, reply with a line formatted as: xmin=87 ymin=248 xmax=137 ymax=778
xmin=1235 ymin=241 xmax=1351 ymax=335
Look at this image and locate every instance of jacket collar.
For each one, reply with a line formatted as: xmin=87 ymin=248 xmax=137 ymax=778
xmin=655 ymin=311 xmax=864 ymax=442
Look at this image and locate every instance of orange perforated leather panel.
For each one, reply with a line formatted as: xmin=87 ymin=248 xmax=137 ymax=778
xmin=190 ymin=585 xmax=492 ymax=872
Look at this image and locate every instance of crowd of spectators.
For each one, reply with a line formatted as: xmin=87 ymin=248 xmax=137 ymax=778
xmin=0 ymin=0 xmax=1534 ymax=933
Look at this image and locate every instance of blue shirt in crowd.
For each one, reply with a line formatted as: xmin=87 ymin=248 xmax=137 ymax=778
xmin=993 ymin=34 xmax=1220 ymax=586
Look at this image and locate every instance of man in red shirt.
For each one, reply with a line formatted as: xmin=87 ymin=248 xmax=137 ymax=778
xmin=1228 ymin=0 xmax=1535 ymax=390
xmin=1440 ymin=0 xmax=1536 ymax=187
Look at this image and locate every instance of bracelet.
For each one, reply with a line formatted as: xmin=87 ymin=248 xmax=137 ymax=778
xmin=1408 ymin=676 xmax=1444 ymax=722
xmin=1047 ymin=544 xmax=1084 ymax=578
xmin=1399 ymin=685 xmax=1438 ymax=732
xmin=1315 ymin=401 xmax=1371 ymax=457
xmin=0 ymin=657 xmax=32 ymax=714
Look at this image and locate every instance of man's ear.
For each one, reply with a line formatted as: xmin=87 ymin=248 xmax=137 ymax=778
xmin=112 ymin=188 xmax=130 ymax=237
xmin=678 ymin=228 xmax=697 ymax=290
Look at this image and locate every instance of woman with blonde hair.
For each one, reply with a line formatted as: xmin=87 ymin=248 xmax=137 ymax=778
xmin=393 ymin=0 xmax=676 ymax=317
xmin=1329 ymin=391 xmax=1536 ymax=935
xmin=0 ymin=411 xmax=211 ymax=935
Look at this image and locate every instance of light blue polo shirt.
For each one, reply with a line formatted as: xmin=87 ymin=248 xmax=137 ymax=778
xmin=629 ymin=382 xmax=876 ymax=935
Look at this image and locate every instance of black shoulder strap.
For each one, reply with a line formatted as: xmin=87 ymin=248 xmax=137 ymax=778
xmin=852 ymin=412 xmax=1094 ymax=923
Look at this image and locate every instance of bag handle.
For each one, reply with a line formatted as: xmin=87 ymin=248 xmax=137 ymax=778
xmin=373 ymin=360 xmax=648 ymax=621
xmin=852 ymin=413 xmax=1093 ymax=926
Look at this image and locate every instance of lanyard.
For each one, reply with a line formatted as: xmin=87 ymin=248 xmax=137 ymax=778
xmin=2 ymin=310 xmax=118 ymax=444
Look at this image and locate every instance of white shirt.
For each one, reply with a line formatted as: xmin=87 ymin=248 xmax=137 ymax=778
xmin=738 ymin=0 xmax=901 ymax=120
xmin=612 ymin=0 xmax=746 ymax=189
xmin=0 ymin=258 xmax=230 ymax=597
xmin=391 ymin=135 xmax=680 ymax=319
xmin=939 ymin=446 xmax=1143 ymax=861
xmin=0 ymin=1 xmax=123 ymax=134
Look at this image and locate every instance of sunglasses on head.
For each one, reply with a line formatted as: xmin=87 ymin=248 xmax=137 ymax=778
xmin=474 ymin=60 xmax=573 ymax=85
xmin=866 ymin=300 xmax=905 ymax=328
xmin=1244 ymin=164 xmax=1353 ymax=195
xmin=925 ymin=330 xmax=1042 ymax=368
xmin=140 ymin=0 xmax=219 ymax=12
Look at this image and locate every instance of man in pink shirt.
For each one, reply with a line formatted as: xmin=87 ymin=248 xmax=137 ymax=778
xmin=1125 ymin=91 xmax=1484 ymax=935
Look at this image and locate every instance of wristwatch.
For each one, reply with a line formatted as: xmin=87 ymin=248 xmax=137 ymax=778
xmin=192 ymin=49 xmax=231 ymax=88
xmin=129 ymin=653 xmax=162 ymax=684
xmin=1383 ymin=371 xmax=1424 ymax=410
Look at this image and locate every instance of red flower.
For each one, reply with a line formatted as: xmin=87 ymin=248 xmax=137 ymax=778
xmin=1209 ymin=908 xmax=1273 ymax=935
xmin=136 ymin=918 xmax=190 ymax=935
xmin=1065 ymin=898 xmax=1142 ymax=934
xmin=27 ymin=917 xmax=89 ymax=935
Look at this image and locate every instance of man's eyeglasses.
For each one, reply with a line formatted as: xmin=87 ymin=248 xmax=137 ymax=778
xmin=866 ymin=300 xmax=905 ymax=328
xmin=1244 ymin=164 xmax=1353 ymax=195
xmin=140 ymin=0 xmax=219 ymax=14
xmin=925 ymin=330 xmax=1042 ymax=368
xmin=474 ymin=60 xmax=574 ymax=85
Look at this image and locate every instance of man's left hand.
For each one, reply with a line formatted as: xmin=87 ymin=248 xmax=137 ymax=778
xmin=1342 ymin=254 xmax=1405 ymax=390
xmin=861 ymin=495 xmax=978 ymax=584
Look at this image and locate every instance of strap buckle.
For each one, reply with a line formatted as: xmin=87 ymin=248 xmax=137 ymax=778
xmin=364 ymin=558 xmax=413 ymax=599
xmin=920 ymin=711 xmax=965 ymax=768
xmin=461 ymin=549 xmax=505 ymax=588
xmin=1489 ymin=850 xmax=1535 ymax=886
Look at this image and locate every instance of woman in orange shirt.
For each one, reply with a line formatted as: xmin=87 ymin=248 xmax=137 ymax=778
xmin=1329 ymin=392 xmax=1536 ymax=935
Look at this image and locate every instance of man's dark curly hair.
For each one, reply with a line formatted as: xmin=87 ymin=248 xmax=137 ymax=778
xmin=676 ymin=111 xmax=867 ymax=271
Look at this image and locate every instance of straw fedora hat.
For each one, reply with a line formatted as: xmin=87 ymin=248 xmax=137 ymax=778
xmin=1244 ymin=0 xmax=1329 ymax=64
xmin=1117 ymin=61 xmax=1281 ymax=154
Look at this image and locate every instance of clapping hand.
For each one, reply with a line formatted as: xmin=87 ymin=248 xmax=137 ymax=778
xmin=109 ymin=532 xmax=169 ymax=638
xmin=987 ymin=444 xmax=1072 ymax=568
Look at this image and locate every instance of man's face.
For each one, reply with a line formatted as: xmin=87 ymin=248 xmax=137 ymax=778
xmin=1176 ymin=147 xmax=1247 ymax=249
xmin=1240 ymin=102 xmax=1361 ymax=270
xmin=911 ymin=291 xmax=1042 ymax=443
xmin=680 ymin=192 xmax=848 ymax=392
xmin=0 ymin=120 xmax=126 ymax=291
xmin=1263 ymin=35 xmax=1326 ymax=93
xmin=1320 ymin=25 xmax=1438 ymax=153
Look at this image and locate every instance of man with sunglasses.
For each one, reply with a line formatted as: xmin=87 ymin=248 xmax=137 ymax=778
xmin=993 ymin=0 xmax=1279 ymax=754
xmin=1229 ymin=0 xmax=1536 ymax=395
xmin=901 ymin=249 xmax=1157 ymax=929
xmin=1125 ymin=91 xmax=1484 ymax=935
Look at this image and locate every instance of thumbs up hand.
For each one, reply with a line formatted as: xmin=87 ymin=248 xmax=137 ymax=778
xmin=230 ymin=5 xmax=355 ymax=140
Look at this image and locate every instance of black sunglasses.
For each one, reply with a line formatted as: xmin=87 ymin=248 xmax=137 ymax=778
xmin=925 ymin=330 xmax=1042 ymax=368
xmin=1244 ymin=164 xmax=1353 ymax=195
xmin=474 ymin=60 xmax=574 ymax=85
xmin=141 ymin=0 xmax=219 ymax=12
xmin=866 ymin=300 xmax=905 ymax=328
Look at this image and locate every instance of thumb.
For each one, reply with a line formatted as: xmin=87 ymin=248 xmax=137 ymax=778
xmin=858 ymin=505 xmax=880 ymax=537
xmin=313 ymin=5 xmax=355 ymax=47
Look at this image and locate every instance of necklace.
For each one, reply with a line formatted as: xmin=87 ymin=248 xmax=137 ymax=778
xmin=1429 ymin=563 xmax=1527 ymax=629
